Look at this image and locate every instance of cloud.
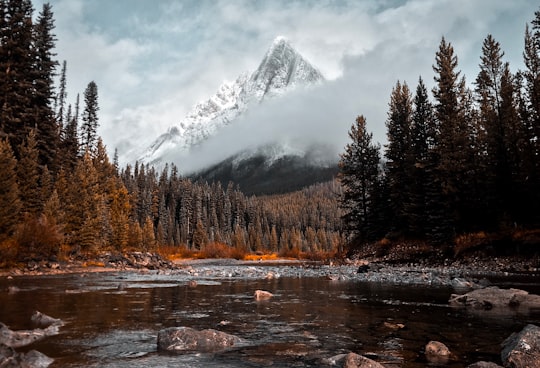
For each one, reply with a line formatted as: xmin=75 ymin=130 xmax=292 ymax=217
xmin=33 ymin=0 xmax=539 ymax=169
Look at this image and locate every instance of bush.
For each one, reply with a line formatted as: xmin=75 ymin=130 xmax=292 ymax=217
xmin=0 ymin=238 xmax=19 ymax=267
xmin=15 ymin=214 xmax=64 ymax=260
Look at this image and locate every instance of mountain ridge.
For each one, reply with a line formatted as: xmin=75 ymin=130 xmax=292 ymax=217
xmin=137 ymin=37 xmax=325 ymax=168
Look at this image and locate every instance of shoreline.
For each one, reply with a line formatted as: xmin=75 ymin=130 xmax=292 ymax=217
xmin=1 ymin=253 xmax=539 ymax=290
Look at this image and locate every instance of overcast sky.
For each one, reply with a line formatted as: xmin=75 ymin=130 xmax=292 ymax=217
xmin=33 ymin=0 xmax=539 ymax=168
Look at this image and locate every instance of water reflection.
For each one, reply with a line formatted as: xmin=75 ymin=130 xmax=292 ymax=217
xmin=0 ymin=271 xmax=539 ymax=367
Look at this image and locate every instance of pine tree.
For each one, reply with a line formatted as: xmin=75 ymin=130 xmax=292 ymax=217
xmin=338 ymin=115 xmax=381 ymax=244
xmin=32 ymin=2 xmax=59 ymax=172
xmin=17 ymin=129 xmax=42 ymax=215
xmin=384 ymin=81 xmax=413 ymax=235
xmin=60 ymin=96 xmax=79 ymax=170
xmin=80 ymin=81 xmax=99 ymax=156
xmin=56 ymin=60 xmax=67 ymax=128
xmin=431 ymin=37 xmax=468 ymax=243
xmin=0 ymin=139 xmax=20 ymax=241
xmin=475 ymin=35 xmax=509 ymax=225
xmin=0 ymin=0 xmax=35 ymax=154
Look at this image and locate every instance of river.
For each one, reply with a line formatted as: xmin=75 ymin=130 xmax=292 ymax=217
xmin=1 ymin=263 xmax=539 ymax=367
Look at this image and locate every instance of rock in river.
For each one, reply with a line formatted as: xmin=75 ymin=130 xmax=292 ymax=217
xmin=342 ymin=352 xmax=386 ymax=368
xmin=254 ymin=289 xmax=273 ymax=300
xmin=157 ymin=326 xmax=245 ymax=353
xmin=449 ymin=286 xmax=540 ymax=310
xmin=501 ymin=324 xmax=540 ymax=368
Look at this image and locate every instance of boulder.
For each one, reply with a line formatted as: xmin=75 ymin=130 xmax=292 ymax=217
xmin=31 ymin=311 xmax=64 ymax=328
xmin=254 ymin=290 xmax=273 ymax=300
xmin=0 ymin=322 xmax=60 ymax=349
xmin=343 ymin=352 xmax=386 ymax=368
xmin=157 ymin=327 xmax=245 ymax=353
xmin=466 ymin=362 xmax=503 ymax=368
xmin=501 ymin=324 xmax=540 ymax=368
xmin=425 ymin=340 xmax=451 ymax=364
xmin=0 ymin=344 xmax=54 ymax=368
xmin=449 ymin=287 xmax=540 ymax=310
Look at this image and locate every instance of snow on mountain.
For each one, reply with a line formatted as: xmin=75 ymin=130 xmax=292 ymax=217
xmin=137 ymin=36 xmax=325 ymax=167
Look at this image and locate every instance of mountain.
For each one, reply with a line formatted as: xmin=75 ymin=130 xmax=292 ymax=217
xmin=138 ymin=36 xmax=325 ymax=166
xmin=193 ymin=143 xmax=339 ymax=195
xmin=138 ymin=36 xmax=339 ymax=194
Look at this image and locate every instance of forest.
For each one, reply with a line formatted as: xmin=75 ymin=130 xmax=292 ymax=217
xmin=0 ymin=0 xmax=539 ymax=266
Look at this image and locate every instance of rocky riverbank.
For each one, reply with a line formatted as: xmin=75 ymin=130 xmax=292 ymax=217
xmin=2 ymin=252 xmax=540 ymax=290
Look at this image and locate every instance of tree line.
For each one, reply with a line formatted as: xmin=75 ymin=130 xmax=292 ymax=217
xmin=0 ymin=0 xmax=344 ymax=264
xmin=339 ymin=8 xmax=540 ymax=251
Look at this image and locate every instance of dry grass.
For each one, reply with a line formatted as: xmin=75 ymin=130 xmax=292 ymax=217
xmin=157 ymin=245 xmax=195 ymax=261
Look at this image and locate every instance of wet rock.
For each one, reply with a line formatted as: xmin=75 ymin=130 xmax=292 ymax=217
xmin=1 ymin=323 xmax=54 ymax=349
xmin=31 ymin=311 xmax=64 ymax=328
xmin=254 ymin=290 xmax=273 ymax=300
xmin=342 ymin=352 xmax=386 ymax=368
xmin=449 ymin=287 xmax=540 ymax=310
xmin=425 ymin=341 xmax=451 ymax=364
xmin=0 ymin=344 xmax=54 ymax=368
xmin=451 ymin=277 xmax=476 ymax=291
xmin=466 ymin=362 xmax=503 ymax=368
xmin=188 ymin=280 xmax=197 ymax=288
xmin=501 ymin=324 xmax=540 ymax=368
xmin=157 ymin=326 xmax=245 ymax=353
xmin=6 ymin=286 xmax=19 ymax=294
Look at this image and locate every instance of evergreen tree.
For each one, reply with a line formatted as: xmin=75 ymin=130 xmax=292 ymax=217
xmin=17 ymin=129 xmax=42 ymax=215
xmin=60 ymin=95 xmax=79 ymax=170
xmin=32 ymin=2 xmax=59 ymax=172
xmin=384 ymin=81 xmax=413 ymax=235
xmin=56 ymin=60 xmax=67 ymax=128
xmin=431 ymin=37 xmax=471 ymax=243
xmin=338 ymin=115 xmax=381 ymax=244
xmin=0 ymin=0 xmax=35 ymax=154
xmin=405 ymin=78 xmax=434 ymax=237
xmin=474 ymin=34 xmax=509 ymax=225
xmin=0 ymin=139 xmax=21 ymax=241
xmin=80 ymin=81 xmax=99 ymax=156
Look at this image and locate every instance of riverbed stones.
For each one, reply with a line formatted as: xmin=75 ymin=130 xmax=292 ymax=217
xmin=254 ymin=289 xmax=273 ymax=300
xmin=157 ymin=326 xmax=245 ymax=353
xmin=501 ymin=324 xmax=540 ymax=368
xmin=449 ymin=287 xmax=540 ymax=310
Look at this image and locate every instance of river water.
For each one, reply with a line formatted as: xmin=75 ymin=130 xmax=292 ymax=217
xmin=1 ymin=264 xmax=540 ymax=367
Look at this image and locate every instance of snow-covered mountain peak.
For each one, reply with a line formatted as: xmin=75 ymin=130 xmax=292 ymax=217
xmin=137 ymin=37 xmax=325 ymax=167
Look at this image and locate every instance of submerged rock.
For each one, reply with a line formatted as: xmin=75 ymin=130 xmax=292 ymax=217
xmin=466 ymin=362 xmax=503 ymax=368
xmin=449 ymin=287 xmax=540 ymax=310
xmin=342 ymin=352 xmax=386 ymax=368
xmin=425 ymin=340 xmax=451 ymax=364
xmin=0 ymin=344 xmax=54 ymax=368
xmin=501 ymin=324 xmax=540 ymax=367
xmin=31 ymin=311 xmax=64 ymax=328
xmin=254 ymin=289 xmax=273 ymax=300
xmin=0 ymin=323 xmax=60 ymax=349
xmin=157 ymin=326 xmax=245 ymax=353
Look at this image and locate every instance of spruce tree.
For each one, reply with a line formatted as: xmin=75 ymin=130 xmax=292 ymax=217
xmin=17 ymin=129 xmax=42 ymax=215
xmin=56 ymin=60 xmax=67 ymax=128
xmin=384 ymin=81 xmax=413 ymax=236
xmin=407 ymin=77 xmax=435 ymax=237
xmin=0 ymin=0 xmax=35 ymax=154
xmin=80 ymin=81 xmax=99 ymax=156
xmin=475 ymin=35 xmax=509 ymax=225
xmin=0 ymin=139 xmax=21 ymax=240
xmin=32 ymin=2 xmax=59 ymax=172
xmin=338 ymin=115 xmax=381 ymax=244
xmin=431 ymin=37 xmax=471 ymax=243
